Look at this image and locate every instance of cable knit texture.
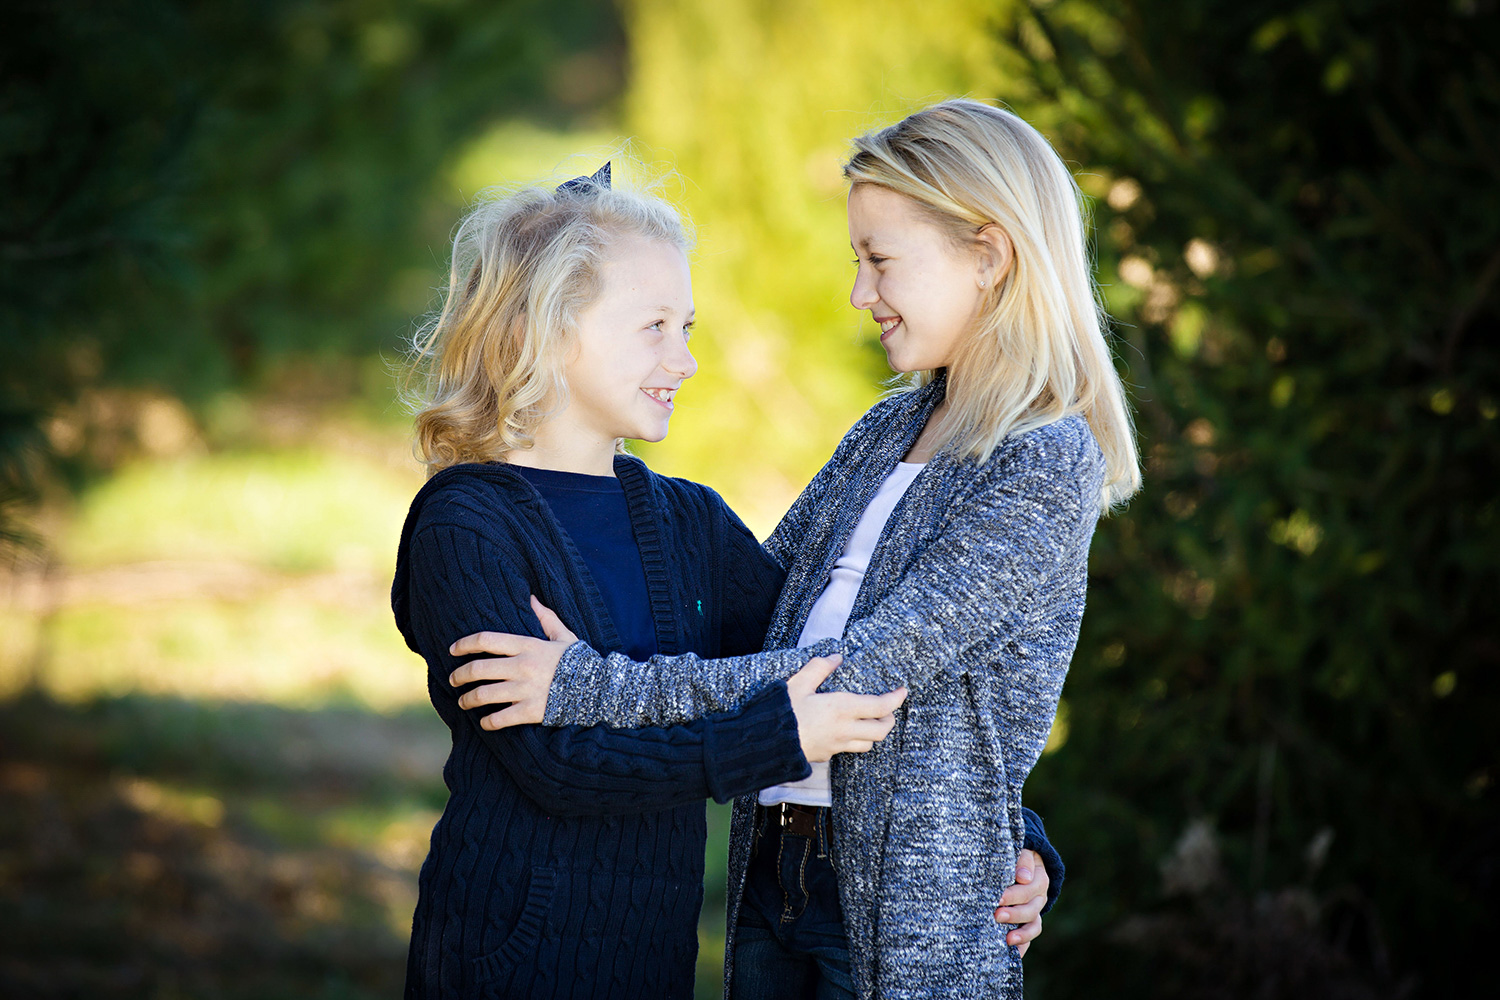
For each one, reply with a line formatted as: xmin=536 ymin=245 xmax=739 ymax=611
xmin=391 ymin=456 xmax=812 ymax=999
xmin=542 ymin=374 xmax=1104 ymax=1000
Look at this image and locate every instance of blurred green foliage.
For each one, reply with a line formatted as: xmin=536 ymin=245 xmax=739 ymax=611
xmin=1 ymin=0 xmax=623 ymax=529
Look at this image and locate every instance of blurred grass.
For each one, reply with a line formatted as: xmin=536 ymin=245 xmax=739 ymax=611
xmin=4 ymin=438 xmax=424 ymax=709
xmin=24 ymin=595 xmax=419 ymax=709
xmin=0 ymin=691 xmax=447 ymax=999
xmin=60 ymin=448 xmax=414 ymax=574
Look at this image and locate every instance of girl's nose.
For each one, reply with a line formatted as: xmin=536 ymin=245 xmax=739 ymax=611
xmin=665 ymin=333 xmax=698 ymax=379
xmin=850 ymin=266 xmax=878 ymax=311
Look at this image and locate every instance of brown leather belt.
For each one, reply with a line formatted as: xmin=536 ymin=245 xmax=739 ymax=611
xmin=763 ymin=801 xmax=827 ymax=839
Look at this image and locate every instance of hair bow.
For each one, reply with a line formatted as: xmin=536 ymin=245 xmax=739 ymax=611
xmin=556 ymin=162 xmax=611 ymax=196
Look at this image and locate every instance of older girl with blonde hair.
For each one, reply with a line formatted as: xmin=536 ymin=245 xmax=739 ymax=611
xmin=450 ymin=99 xmax=1137 ymax=999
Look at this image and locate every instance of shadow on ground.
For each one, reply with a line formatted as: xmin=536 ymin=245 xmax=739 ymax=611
xmin=0 ymin=691 xmax=449 ymax=999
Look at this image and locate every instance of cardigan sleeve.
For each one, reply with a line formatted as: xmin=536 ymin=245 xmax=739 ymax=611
xmin=406 ymin=521 xmax=810 ymax=817
xmin=542 ymin=420 xmax=1100 ymax=738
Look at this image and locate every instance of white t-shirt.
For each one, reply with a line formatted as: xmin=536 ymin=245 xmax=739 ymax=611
xmin=758 ymin=461 xmax=927 ymax=807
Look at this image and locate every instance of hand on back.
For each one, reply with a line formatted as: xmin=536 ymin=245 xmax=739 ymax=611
xmin=995 ymin=848 xmax=1049 ymax=955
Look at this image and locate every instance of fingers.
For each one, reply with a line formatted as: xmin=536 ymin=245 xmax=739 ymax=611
xmin=456 ymin=680 xmax=524 ymax=711
xmin=832 ymin=688 xmax=904 ymax=720
xmin=828 ymin=715 xmax=897 ymax=755
xmin=449 ymin=631 xmax=529 ymax=658
xmin=996 ymin=880 xmax=1040 ymax=908
xmin=1008 ymin=914 xmax=1042 ymax=952
xmin=998 ymin=855 xmax=1049 ymax=909
xmin=848 ymin=715 xmax=896 ymax=742
xmin=787 ymin=654 xmax=842 ymax=696
xmin=996 ymin=853 xmax=1047 ymax=948
xmin=449 ymin=655 xmax=524 ymax=688
xmin=996 ymin=901 xmax=1044 ymax=946
xmin=994 ymin=893 xmax=1044 ymax=927
xmin=478 ymin=701 xmax=544 ymax=730
xmin=529 ymin=595 xmax=578 ymax=643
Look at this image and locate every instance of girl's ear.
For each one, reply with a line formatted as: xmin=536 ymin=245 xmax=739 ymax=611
xmin=975 ymin=224 xmax=1014 ymax=290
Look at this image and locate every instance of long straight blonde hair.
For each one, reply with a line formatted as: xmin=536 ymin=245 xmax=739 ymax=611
xmin=406 ymin=180 xmax=690 ymax=474
xmin=845 ymin=99 xmax=1140 ymax=508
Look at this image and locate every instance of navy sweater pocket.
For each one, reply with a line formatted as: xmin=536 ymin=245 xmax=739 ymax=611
xmin=474 ymin=866 xmax=700 ymax=999
xmin=472 ymin=867 xmax=558 ymax=988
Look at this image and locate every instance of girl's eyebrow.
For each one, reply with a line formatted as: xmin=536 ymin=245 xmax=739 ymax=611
xmin=643 ymin=305 xmax=695 ymax=323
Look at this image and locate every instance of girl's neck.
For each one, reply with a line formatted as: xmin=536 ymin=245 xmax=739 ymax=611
xmin=902 ymin=399 xmax=949 ymax=464
xmin=505 ymin=421 xmax=618 ymax=477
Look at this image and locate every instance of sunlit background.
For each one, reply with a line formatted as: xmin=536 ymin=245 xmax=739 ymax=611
xmin=2 ymin=1 xmax=1495 ymax=997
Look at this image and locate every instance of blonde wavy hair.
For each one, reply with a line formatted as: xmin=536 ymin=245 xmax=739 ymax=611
xmin=406 ymin=179 xmax=690 ymax=474
xmin=845 ymin=99 xmax=1140 ymax=508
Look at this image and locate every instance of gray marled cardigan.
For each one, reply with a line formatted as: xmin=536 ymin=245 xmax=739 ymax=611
xmin=542 ymin=374 xmax=1105 ymax=1000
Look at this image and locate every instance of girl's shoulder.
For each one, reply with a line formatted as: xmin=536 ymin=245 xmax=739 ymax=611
xmin=965 ymin=414 xmax=1105 ymax=513
xmin=402 ymin=462 xmax=539 ymax=541
xmin=998 ymin=413 xmax=1101 ymax=471
xmin=391 ymin=464 xmax=543 ymax=653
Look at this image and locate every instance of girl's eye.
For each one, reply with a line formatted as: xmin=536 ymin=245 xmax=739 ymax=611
xmin=648 ymin=320 xmax=665 ymax=332
xmin=682 ymin=324 xmax=694 ymax=342
xmin=853 ymin=255 xmax=887 ymax=267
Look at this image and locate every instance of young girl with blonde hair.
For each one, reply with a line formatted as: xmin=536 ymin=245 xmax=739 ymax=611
xmin=450 ymin=99 xmax=1137 ymax=999
xmin=393 ymin=162 xmax=1062 ymax=999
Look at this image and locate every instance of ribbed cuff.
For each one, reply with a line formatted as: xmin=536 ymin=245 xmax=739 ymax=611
xmin=543 ymin=641 xmax=605 ymax=726
xmin=1021 ymin=806 xmax=1065 ymax=914
xmin=701 ymin=681 xmax=810 ymax=803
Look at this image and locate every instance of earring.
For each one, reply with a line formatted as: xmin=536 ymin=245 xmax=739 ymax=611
xmin=979 ymin=279 xmax=987 ymax=288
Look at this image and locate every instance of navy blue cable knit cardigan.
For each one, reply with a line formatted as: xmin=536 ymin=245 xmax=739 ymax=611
xmin=392 ymin=455 xmax=1064 ymax=998
xmin=392 ymin=457 xmax=811 ymax=999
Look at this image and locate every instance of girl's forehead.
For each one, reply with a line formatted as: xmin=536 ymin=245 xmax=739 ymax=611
xmin=849 ymin=188 xmax=945 ymax=248
xmin=602 ymin=237 xmax=688 ymax=276
xmin=596 ymin=239 xmax=692 ymax=309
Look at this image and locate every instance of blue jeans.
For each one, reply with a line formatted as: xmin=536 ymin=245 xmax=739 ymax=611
xmin=730 ymin=804 xmax=855 ymax=1000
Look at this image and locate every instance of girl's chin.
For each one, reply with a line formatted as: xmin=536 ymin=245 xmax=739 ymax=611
xmin=631 ymin=422 xmax=672 ymax=444
xmin=881 ymin=340 xmax=923 ymax=373
xmin=883 ymin=346 xmax=949 ymax=374
xmin=882 ymin=349 xmax=923 ymax=374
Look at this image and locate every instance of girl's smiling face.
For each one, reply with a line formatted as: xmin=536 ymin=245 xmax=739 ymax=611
xmin=561 ymin=236 xmax=697 ymax=448
xmin=847 ymin=183 xmax=997 ymax=373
